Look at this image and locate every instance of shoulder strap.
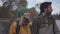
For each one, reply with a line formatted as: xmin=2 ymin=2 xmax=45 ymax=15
xmin=16 ymin=21 xmax=20 ymax=34
xmin=52 ymin=18 xmax=56 ymax=34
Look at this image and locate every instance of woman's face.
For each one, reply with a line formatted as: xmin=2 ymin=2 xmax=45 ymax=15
xmin=23 ymin=11 xmax=30 ymax=19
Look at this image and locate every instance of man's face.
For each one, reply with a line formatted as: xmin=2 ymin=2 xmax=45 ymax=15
xmin=23 ymin=11 xmax=30 ymax=19
xmin=45 ymin=5 xmax=53 ymax=14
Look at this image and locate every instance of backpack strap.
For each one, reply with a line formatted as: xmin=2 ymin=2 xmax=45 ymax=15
xmin=16 ymin=21 xmax=20 ymax=34
xmin=53 ymin=18 xmax=56 ymax=34
xmin=53 ymin=22 xmax=55 ymax=34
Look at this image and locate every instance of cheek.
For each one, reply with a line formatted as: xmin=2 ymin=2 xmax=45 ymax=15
xmin=48 ymin=6 xmax=52 ymax=10
xmin=48 ymin=7 xmax=52 ymax=11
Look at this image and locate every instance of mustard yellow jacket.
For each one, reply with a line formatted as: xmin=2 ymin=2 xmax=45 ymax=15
xmin=9 ymin=17 xmax=32 ymax=34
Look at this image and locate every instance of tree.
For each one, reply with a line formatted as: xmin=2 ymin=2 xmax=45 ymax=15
xmin=19 ymin=0 xmax=27 ymax=7
xmin=0 ymin=2 xmax=11 ymax=18
xmin=28 ymin=7 xmax=38 ymax=20
xmin=29 ymin=7 xmax=38 ymax=15
xmin=0 ymin=0 xmax=27 ymax=18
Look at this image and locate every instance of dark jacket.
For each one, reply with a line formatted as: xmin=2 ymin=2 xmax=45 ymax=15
xmin=32 ymin=13 xmax=58 ymax=34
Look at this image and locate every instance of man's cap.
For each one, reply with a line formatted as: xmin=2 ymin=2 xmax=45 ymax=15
xmin=40 ymin=2 xmax=52 ymax=10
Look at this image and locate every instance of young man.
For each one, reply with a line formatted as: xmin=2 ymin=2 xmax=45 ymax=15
xmin=33 ymin=2 xmax=57 ymax=34
xmin=9 ymin=7 xmax=32 ymax=34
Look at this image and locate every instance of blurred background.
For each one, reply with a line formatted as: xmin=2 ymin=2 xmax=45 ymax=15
xmin=0 ymin=0 xmax=60 ymax=34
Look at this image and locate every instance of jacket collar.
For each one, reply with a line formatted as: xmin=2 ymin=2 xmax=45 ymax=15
xmin=40 ymin=12 xmax=52 ymax=18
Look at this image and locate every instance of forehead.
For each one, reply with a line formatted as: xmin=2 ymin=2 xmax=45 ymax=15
xmin=48 ymin=5 xmax=52 ymax=7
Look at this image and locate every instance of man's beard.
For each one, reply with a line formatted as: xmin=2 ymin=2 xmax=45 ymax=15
xmin=46 ymin=11 xmax=52 ymax=15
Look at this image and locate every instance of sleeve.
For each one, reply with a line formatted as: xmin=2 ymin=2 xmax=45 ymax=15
xmin=32 ymin=16 xmax=39 ymax=34
xmin=9 ymin=21 xmax=17 ymax=34
xmin=53 ymin=18 xmax=58 ymax=34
